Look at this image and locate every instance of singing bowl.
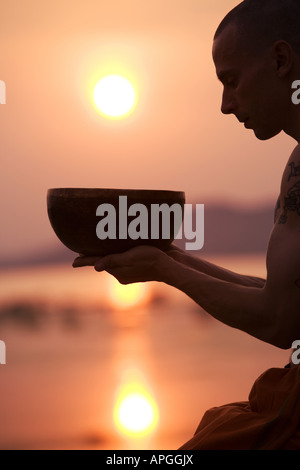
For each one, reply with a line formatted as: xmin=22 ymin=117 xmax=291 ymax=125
xmin=47 ymin=188 xmax=185 ymax=256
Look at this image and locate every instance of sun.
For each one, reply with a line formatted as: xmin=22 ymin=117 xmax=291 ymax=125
xmin=93 ymin=75 xmax=136 ymax=119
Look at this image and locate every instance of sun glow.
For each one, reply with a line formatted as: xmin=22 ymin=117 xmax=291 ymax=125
xmin=114 ymin=379 xmax=159 ymax=437
xmin=108 ymin=277 xmax=150 ymax=309
xmin=93 ymin=75 xmax=136 ymax=118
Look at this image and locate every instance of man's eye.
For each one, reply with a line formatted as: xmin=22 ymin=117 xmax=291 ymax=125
xmin=226 ymin=78 xmax=238 ymax=88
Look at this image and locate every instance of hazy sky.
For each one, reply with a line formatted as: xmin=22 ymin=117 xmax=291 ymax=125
xmin=0 ymin=0 xmax=296 ymax=260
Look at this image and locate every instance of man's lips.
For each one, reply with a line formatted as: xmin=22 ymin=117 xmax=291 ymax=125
xmin=237 ymin=116 xmax=250 ymax=127
xmin=237 ymin=116 xmax=249 ymax=123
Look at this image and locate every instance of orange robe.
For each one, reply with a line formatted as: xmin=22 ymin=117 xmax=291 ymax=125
xmin=179 ymin=364 xmax=300 ymax=450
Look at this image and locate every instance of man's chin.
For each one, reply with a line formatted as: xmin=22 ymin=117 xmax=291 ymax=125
xmin=253 ymin=126 xmax=282 ymax=141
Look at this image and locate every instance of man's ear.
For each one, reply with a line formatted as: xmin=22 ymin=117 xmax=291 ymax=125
xmin=271 ymin=40 xmax=293 ymax=78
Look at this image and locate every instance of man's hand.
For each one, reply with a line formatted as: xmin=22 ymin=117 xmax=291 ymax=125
xmin=73 ymin=242 xmax=265 ymax=287
xmin=73 ymin=245 xmax=175 ymax=284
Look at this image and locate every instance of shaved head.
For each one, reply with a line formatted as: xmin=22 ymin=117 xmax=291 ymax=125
xmin=214 ymin=0 xmax=300 ymax=57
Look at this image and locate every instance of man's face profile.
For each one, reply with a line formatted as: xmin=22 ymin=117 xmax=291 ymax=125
xmin=212 ymin=23 xmax=290 ymax=141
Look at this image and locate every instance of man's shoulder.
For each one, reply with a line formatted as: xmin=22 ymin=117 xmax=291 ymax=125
xmin=278 ymin=144 xmax=300 ymax=225
xmin=280 ymin=144 xmax=300 ymax=190
xmin=286 ymin=143 xmax=300 ymax=168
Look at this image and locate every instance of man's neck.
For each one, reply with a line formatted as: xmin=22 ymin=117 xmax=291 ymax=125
xmin=283 ymin=110 xmax=300 ymax=143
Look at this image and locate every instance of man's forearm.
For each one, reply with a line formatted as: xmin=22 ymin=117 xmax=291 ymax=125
xmin=160 ymin=257 xmax=283 ymax=348
xmin=169 ymin=250 xmax=265 ymax=287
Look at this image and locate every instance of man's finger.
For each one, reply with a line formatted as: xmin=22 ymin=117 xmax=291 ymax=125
xmin=72 ymin=256 xmax=101 ymax=267
xmin=95 ymin=261 xmax=106 ymax=272
xmin=94 ymin=254 xmax=118 ymax=270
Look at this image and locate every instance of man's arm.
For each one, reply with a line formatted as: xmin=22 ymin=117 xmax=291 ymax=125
xmin=74 ymin=244 xmax=266 ymax=287
xmin=162 ymin=146 xmax=300 ymax=349
xmin=166 ymin=246 xmax=266 ymax=287
xmin=73 ymin=146 xmax=300 ymax=349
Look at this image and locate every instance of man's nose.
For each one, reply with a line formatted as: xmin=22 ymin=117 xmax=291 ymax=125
xmin=221 ymin=89 xmax=235 ymax=115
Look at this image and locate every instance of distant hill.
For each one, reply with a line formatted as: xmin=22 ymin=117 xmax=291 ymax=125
xmin=0 ymin=203 xmax=274 ymax=268
xmin=0 ymin=245 xmax=76 ymax=269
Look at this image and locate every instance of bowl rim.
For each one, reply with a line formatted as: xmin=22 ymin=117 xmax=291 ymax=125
xmin=47 ymin=188 xmax=186 ymax=199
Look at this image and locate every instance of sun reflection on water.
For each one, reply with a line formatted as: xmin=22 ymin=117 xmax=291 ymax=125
xmin=113 ymin=369 xmax=159 ymax=439
xmin=108 ymin=277 xmax=150 ymax=310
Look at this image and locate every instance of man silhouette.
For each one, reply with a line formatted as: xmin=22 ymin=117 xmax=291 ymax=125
xmin=74 ymin=0 xmax=300 ymax=449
